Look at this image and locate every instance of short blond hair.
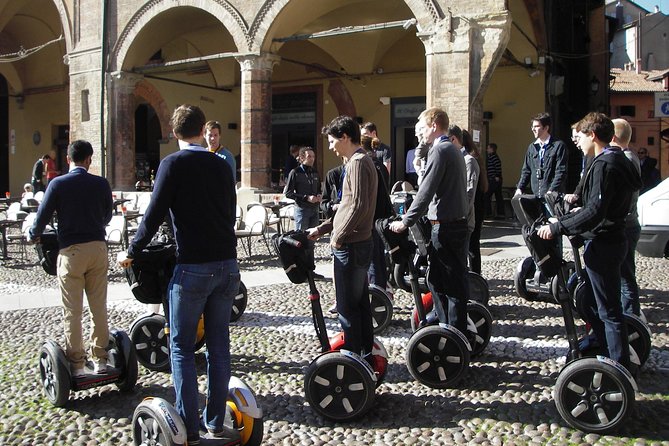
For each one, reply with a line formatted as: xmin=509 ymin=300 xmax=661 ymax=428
xmin=418 ymin=107 xmax=449 ymax=131
xmin=612 ymin=118 xmax=632 ymax=147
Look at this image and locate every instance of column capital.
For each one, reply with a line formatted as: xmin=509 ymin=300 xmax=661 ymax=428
xmin=109 ymin=71 xmax=144 ymax=93
xmin=235 ymin=53 xmax=280 ymax=73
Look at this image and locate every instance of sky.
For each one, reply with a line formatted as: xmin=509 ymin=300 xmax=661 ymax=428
xmin=629 ymin=0 xmax=669 ymax=13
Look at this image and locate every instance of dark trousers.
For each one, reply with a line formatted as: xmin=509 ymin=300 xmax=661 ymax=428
xmin=581 ymin=237 xmax=630 ymax=369
xmin=368 ymin=230 xmax=388 ymax=289
xmin=333 ymin=238 xmax=374 ymax=356
xmin=621 ymin=224 xmax=641 ymax=317
xmin=468 ymin=192 xmax=485 ymax=274
xmin=427 ymin=220 xmax=469 ymax=334
xmin=485 ymin=178 xmax=504 ymax=217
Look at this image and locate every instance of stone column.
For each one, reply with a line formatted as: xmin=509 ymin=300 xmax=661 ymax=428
xmin=421 ymin=12 xmax=510 ymax=132
xmin=108 ymin=71 xmax=142 ymax=190
xmin=235 ymin=53 xmax=280 ymax=191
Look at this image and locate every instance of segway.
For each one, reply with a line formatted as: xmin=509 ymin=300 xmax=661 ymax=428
xmin=132 ymin=376 xmax=263 ymax=446
xmin=368 ymin=284 xmax=393 ymax=334
xmin=377 ymin=218 xmax=489 ymax=388
xmin=388 ymin=211 xmax=490 ymax=307
xmin=34 ymin=231 xmax=139 ymax=407
xmin=273 ymin=231 xmax=388 ymax=421
xmin=125 ymin=241 xmax=249 ymax=371
xmin=512 ymin=193 xmax=637 ymax=433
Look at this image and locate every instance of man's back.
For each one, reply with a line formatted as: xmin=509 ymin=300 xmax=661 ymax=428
xmin=132 ymin=149 xmax=236 ymax=264
xmin=32 ymin=168 xmax=112 ymax=249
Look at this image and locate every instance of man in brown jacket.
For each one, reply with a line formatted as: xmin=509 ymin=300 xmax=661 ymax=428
xmin=309 ymin=115 xmax=378 ymax=362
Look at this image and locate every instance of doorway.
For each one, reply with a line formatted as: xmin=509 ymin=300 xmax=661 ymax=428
xmin=0 ymin=76 xmax=8 ymax=193
xmin=390 ymin=97 xmax=425 ymax=185
xmin=271 ymin=91 xmax=319 ymax=187
xmin=134 ymin=104 xmax=162 ymax=181
xmin=52 ymin=125 xmax=69 ymax=175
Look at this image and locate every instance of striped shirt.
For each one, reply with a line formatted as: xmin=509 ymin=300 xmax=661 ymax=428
xmin=487 ymin=152 xmax=502 ymax=180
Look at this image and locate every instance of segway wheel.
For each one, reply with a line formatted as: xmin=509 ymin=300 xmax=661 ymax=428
xmin=194 ymin=316 xmax=206 ymax=352
xmin=38 ymin=340 xmax=70 ymax=407
xmin=369 ymin=287 xmax=393 ymax=334
xmin=304 ymin=351 xmax=375 ymax=421
xmin=514 ymin=256 xmax=540 ymax=301
xmin=466 ymin=301 xmax=493 ymax=357
xmin=231 ymin=281 xmax=248 ymax=323
xmin=113 ymin=330 xmax=139 ymax=392
xmin=132 ymin=397 xmax=187 ymax=446
xmin=625 ymin=314 xmax=651 ymax=367
xmin=406 ymin=325 xmax=470 ymax=388
xmin=227 ymin=377 xmax=264 ymax=446
xmin=554 ymin=357 xmax=635 ymax=434
xmin=129 ymin=314 xmax=170 ymax=372
xmin=467 ymin=272 xmax=490 ymax=307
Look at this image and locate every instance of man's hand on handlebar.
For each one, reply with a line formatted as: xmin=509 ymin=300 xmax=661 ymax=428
xmin=389 ymin=221 xmax=407 ymax=233
xmin=117 ymin=251 xmax=133 ymax=269
xmin=537 ymin=224 xmax=554 ymax=240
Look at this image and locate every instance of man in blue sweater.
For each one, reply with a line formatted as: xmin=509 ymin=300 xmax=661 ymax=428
xmin=119 ymin=104 xmax=240 ymax=446
xmin=30 ymin=140 xmax=113 ymax=377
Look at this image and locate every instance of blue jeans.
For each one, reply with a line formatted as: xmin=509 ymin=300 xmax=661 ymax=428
xmin=168 ymin=259 xmax=240 ymax=438
xmin=582 ymin=237 xmax=630 ymax=368
xmin=621 ymin=224 xmax=641 ymax=317
xmin=333 ymin=239 xmax=374 ymax=356
xmin=427 ymin=220 xmax=470 ymax=333
xmin=368 ymin=230 xmax=388 ymax=289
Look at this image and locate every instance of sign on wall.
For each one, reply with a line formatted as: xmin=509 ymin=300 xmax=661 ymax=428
xmin=655 ymin=91 xmax=669 ymax=118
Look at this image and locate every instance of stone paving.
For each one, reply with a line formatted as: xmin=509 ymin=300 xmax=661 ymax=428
xmin=0 ymin=233 xmax=668 ymax=445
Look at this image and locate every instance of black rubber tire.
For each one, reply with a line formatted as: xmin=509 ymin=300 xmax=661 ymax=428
xmin=514 ymin=256 xmax=540 ymax=301
xmin=231 ymin=281 xmax=248 ymax=323
xmin=129 ymin=314 xmax=170 ymax=372
xmin=393 ymin=261 xmax=412 ymax=293
xmin=406 ymin=325 xmax=470 ymax=388
xmin=467 ymin=272 xmax=490 ymax=307
xmin=625 ymin=314 xmax=651 ymax=367
xmin=554 ymin=357 xmax=634 ymax=434
xmin=369 ymin=287 xmax=393 ymax=334
xmin=466 ymin=301 xmax=493 ymax=357
xmin=304 ymin=351 xmax=376 ymax=421
xmin=114 ymin=331 xmax=139 ymax=392
xmin=132 ymin=401 xmax=182 ymax=446
xmin=38 ymin=341 xmax=70 ymax=407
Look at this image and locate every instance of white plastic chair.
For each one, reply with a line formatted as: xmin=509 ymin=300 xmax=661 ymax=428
xmin=235 ymin=205 xmax=268 ymax=256
xmin=105 ymin=215 xmax=127 ymax=254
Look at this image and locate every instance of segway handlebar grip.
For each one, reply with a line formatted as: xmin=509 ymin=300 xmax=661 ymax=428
xmin=284 ymin=236 xmax=302 ymax=248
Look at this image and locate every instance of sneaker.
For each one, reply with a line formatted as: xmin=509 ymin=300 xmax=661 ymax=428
xmin=312 ymin=272 xmax=326 ymax=281
xmin=187 ymin=434 xmax=201 ymax=445
xmin=93 ymin=359 xmax=107 ymax=374
xmin=328 ymin=304 xmax=338 ymax=314
xmin=71 ymin=365 xmax=86 ymax=378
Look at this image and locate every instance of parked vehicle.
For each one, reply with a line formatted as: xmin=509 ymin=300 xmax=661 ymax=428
xmin=636 ymin=178 xmax=669 ymax=258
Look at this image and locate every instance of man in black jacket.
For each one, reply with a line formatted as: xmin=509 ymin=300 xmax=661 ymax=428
xmin=515 ymin=112 xmax=568 ymax=198
xmin=283 ymin=146 xmax=322 ymax=277
xmin=538 ymin=112 xmax=641 ymax=371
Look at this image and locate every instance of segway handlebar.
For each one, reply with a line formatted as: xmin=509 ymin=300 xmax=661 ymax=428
xmin=283 ymin=235 xmax=302 ymax=248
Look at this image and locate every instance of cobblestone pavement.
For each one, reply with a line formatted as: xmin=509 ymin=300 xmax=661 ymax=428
xmin=0 ymin=242 xmax=668 ymax=445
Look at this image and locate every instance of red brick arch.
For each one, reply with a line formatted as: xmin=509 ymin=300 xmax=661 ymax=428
xmin=133 ymin=80 xmax=171 ymax=140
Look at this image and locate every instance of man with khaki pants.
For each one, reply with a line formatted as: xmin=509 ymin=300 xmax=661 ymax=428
xmin=30 ymin=140 xmax=113 ymax=377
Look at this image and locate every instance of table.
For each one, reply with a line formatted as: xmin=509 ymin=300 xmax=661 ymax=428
xmin=0 ymin=219 xmax=22 ymax=259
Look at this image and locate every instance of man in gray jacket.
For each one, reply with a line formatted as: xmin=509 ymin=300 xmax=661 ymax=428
xmin=390 ymin=107 xmax=469 ymax=334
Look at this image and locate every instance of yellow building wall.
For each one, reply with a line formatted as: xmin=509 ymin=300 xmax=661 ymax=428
xmin=483 ymin=65 xmax=546 ymax=188
xmin=6 ymin=90 xmax=68 ymax=195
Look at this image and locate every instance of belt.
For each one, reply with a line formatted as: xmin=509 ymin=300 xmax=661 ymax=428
xmin=429 ymin=218 xmax=466 ymax=225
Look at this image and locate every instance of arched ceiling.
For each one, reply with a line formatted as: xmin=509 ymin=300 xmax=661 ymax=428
xmin=0 ymin=0 xmax=67 ymax=92
xmin=267 ymin=0 xmax=424 ymax=81
xmin=122 ymin=6 xmax=239 ymax=88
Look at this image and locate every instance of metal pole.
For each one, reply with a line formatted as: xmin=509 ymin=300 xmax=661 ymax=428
xmin=100 ymin=0 xmax=108 ymax=178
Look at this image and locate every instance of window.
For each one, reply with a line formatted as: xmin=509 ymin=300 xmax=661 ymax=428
xmin=81 ymin=90 xmax=89 ymax=122
xmin=630 ymin=127 xmax=636 ymax=143
xmin=648 ymin=136 xmax=655 ymax=146
xmin=619 ymin=105 xmax=636 ymax=117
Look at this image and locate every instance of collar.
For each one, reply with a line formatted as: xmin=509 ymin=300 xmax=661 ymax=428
xmin=69 ymin=166 xmax=87 ymax=173
xmin=178 ymin=140 xmax=208 ymax=152
xmin=534 ymin=135 xmax=551 ymax=147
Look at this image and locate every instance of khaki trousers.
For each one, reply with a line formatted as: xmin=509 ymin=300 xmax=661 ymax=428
xmin=57 ymin=241 xmax=109 ymax=366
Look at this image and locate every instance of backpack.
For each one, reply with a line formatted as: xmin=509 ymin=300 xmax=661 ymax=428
xmin=125 ymin=242 xmax=177 ymax=304
xmin=35 ymin=230 xmax=59 ymax=276
xmin=272 ymin=231 xmax=314 ymax=284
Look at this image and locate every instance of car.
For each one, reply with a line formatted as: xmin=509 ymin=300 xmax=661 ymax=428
xmin=636 ymin=178 xmax=669 ymax=258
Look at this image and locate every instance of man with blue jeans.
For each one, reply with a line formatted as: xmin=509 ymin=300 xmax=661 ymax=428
xmin=120 ymin=104 xmax=240 ymax=446
xmin=309 ymin=116 xmax=377 ymax=360
xmin=390 ymin=107 xmax=470 ymax=334
xmin=538 ymin=112 xmax=641 ymax=372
